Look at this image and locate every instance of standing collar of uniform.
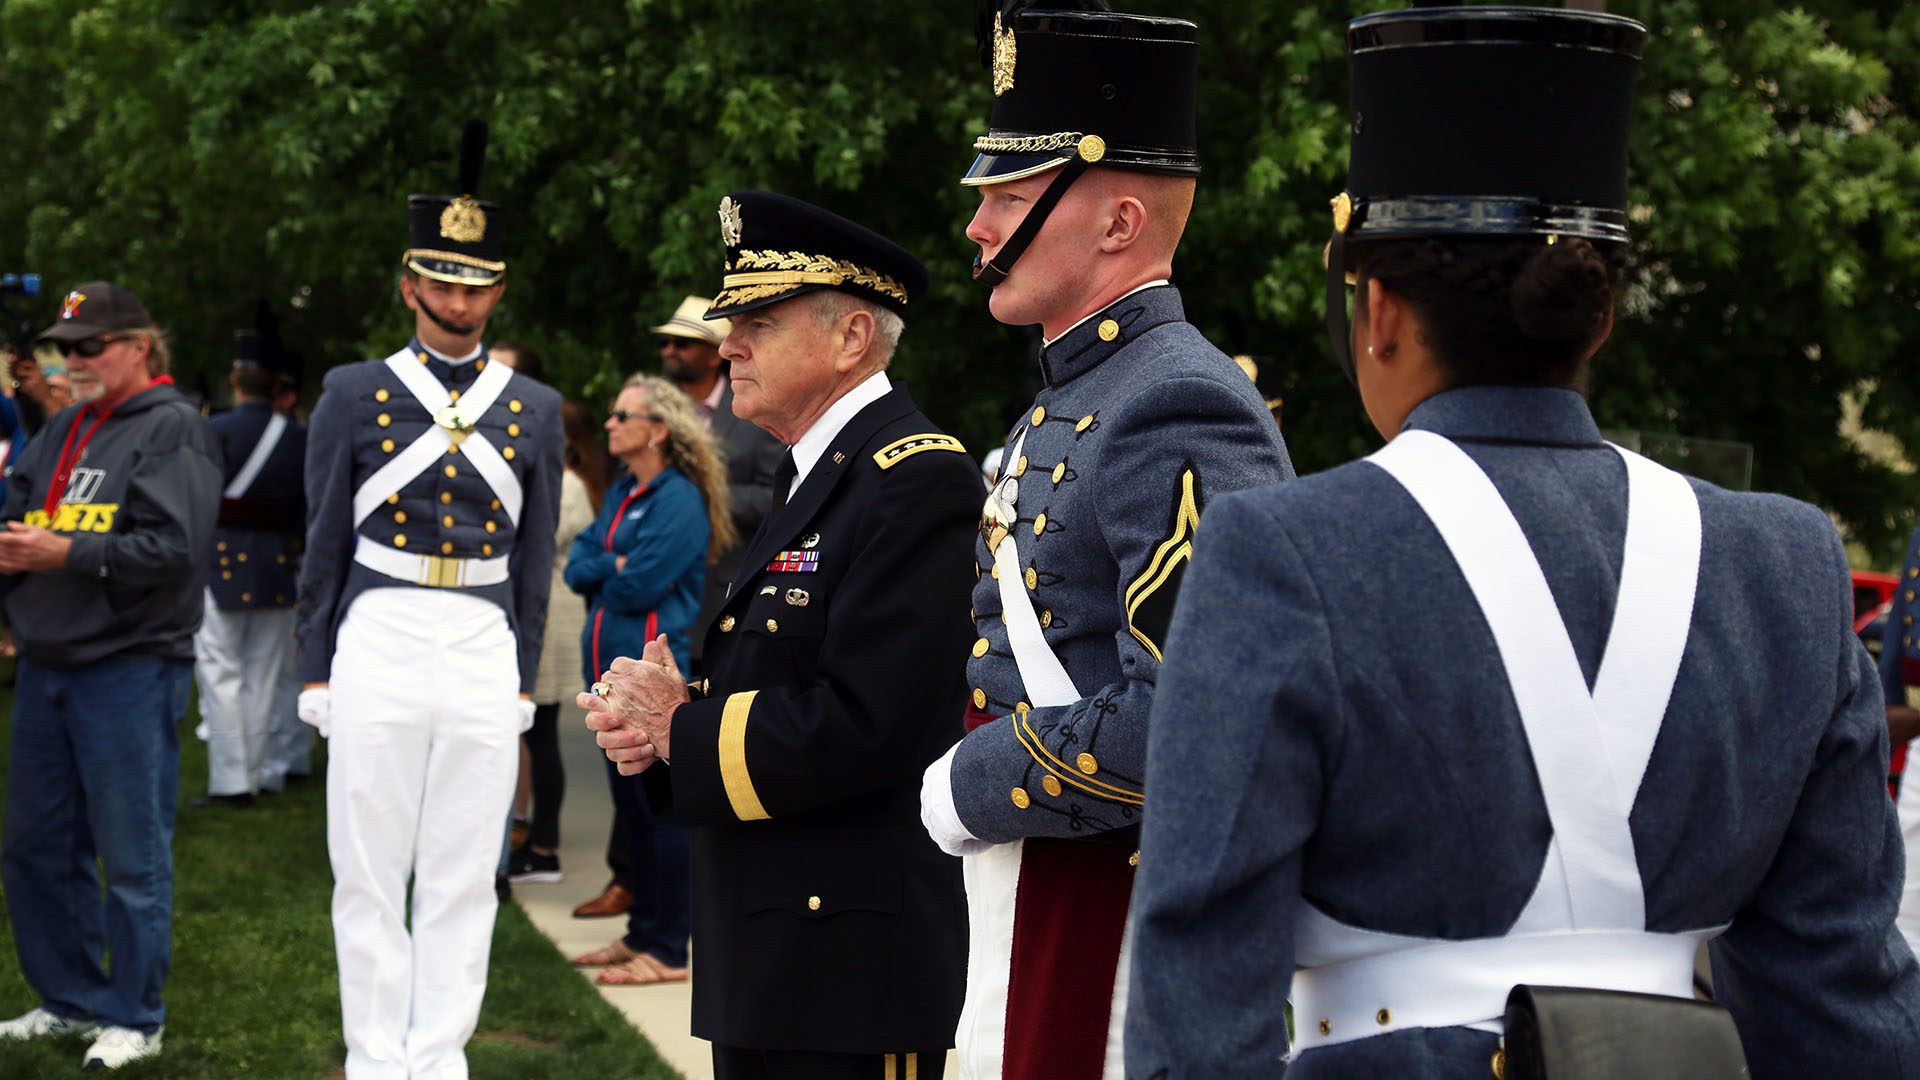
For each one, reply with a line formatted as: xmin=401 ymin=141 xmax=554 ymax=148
xmin=1038 ymin=282 xmax=1182 ymax=388
xmin=412 ymin=337 xmax=484 ymax=366
xmin=1401 ymin=385 xmax=1605 ymax=448
xmin=788 ymin=370 xmax=892 ymax=493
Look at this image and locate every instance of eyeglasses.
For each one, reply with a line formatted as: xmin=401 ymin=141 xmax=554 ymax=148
xmin=657 ymin=336 xmax=704 ymax=350
xmin=52 ymin=335 xmax=131 ymax=359
xmin=608 ymin=409 xmax=660 ymax=423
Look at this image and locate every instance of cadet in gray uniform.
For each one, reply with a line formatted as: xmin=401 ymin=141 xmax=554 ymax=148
xmin=295 ymin=120 xmax=563 ymax=1080
xmin=917 ymin=9 xmax=1293 ymax=1077
xmin=1125 ymin=8 xmax=1920 ymax=1079
xmin=193 ymin=310 xmax=305 ymax=807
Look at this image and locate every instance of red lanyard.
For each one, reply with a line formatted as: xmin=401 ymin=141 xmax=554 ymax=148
xmin=42 ymin=376 xmax=172 ymax=517
xmin=603 ymin=483 xmax=648 ymax=550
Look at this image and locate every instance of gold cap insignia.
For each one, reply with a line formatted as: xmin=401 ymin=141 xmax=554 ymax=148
xmin=440 ymin=195 xmax=487 ymax=244
xmin=992 ymin=12 xmax=1017 ymax=97
xmin=718 ymin=196 xmax=745 ymax=248
xmin=1330 ymin=192 xmax=1352 ymax=234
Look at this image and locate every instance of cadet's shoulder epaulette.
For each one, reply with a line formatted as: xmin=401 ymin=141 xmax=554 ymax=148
xmin=872 ymin=432 xmax=966 ymax=470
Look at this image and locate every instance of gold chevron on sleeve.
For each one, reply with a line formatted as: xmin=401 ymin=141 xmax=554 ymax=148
xmin=719 ymin=691 xmax=771 ymax=821
xmin=1123 ymin=468 xmax=1202 ymax=663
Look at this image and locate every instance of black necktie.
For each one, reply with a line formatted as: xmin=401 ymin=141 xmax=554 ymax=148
xmin=769 ymin=450 xmax=797 ymax=517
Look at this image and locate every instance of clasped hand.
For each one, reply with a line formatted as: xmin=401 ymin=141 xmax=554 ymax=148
xmin=578 ymin=634 xmax=689 ymax=775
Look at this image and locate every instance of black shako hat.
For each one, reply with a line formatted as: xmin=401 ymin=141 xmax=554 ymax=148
xmin=959 ymin=4 xmax=1200 ymax=287
xmin=960 ymin=8 xmax=1200 ymax=186
xmin=37 ymin=280 xmax=152 ymax=342
xmin=404 ymin=119 xmax=506 ymax=287
xmin=1323 ymin=4 xmax=1647 ymax=378
xmin=706 ymin=191 xmax=929 ymax=320
xmin=234 ymin=299 xmax=288 ymax=373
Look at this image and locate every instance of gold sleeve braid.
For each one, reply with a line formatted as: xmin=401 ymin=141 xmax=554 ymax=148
xmin=719 ymin=691 xmax=771 ymax=821
xmin=1011 ymin=707 xmax=1143 ymax=806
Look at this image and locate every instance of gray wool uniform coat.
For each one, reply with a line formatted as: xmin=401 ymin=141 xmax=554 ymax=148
xmin=1124 ymin=386 xmax=1920 ymax=1080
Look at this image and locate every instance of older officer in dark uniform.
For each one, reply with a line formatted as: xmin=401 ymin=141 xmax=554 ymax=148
xmin=1126 ymin=7 xmax=1920 ymax=1079
xmin=193 ymin=310 xmax=306 ymax=807
xmin=296 ymin=120 xmax=563 ymax=1080
xmin=918 ymin=9 xmax=1293 ymax=1077
xmin=585 ymin=192 xmax=977 ymax=1080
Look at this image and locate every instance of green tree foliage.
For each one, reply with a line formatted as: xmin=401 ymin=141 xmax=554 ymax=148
xmin=2 ymin=2 xmax=1916 ymax=555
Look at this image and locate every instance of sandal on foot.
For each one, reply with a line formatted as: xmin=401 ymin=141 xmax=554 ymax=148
xmin=597 ymin=953 xmax=689 ymax=985
xmin=571 ymin=938 xmax=640 ymax=967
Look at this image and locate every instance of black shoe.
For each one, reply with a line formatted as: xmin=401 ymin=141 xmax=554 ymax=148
xmin=190 ymin=793 xmax=255 ymax=809
xmin=506 ymin=847 xmax=563 ymax=884
xmin=495 ymin=874 xmax=512 ymax=903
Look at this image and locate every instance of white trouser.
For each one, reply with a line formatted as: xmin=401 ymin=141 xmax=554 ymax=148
xmin=258 ymin=640 xmax=311 ymax=791
xmin=328 ymin=587 xmax=520 ymax=1080
xmin=1896 ymin=758 xmax=1920 ymax=954
xmin=193 ymin=597 xmax=296 ymax=795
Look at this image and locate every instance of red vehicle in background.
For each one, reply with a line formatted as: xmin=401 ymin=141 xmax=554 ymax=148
xmin=1854 ymin=569 xmax=1904 ymax=799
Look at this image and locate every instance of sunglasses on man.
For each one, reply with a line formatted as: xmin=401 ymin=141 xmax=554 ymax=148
xmin=50 ymin=335 xmax=132 ymax=359
xmin=656 ymin=336 xmax=704 ymax=351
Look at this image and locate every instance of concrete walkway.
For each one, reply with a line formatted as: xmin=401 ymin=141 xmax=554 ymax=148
xmin=511 ymin=710 xmax=710 ymax=1080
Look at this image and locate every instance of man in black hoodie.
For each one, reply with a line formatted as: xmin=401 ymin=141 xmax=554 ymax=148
xmin=0 ymin=280 xmax=221 ymax=1071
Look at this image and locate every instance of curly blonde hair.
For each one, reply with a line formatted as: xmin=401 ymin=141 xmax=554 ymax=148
xmin=622 ymin=373 xmax=739 ymax=562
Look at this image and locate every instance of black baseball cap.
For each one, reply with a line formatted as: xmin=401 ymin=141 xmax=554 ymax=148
xmin=38 ymin=281 xmax=153 ymax=342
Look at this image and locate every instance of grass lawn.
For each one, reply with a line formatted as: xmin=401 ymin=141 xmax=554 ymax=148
xmin=0 ymin=661 xmax=678 ymax=1079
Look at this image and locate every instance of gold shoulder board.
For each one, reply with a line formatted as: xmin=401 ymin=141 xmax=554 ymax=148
xmin=873 ymin=433 xmax=967 ymax=470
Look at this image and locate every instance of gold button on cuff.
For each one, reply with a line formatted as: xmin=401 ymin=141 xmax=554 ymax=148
xmin=381 ymin=438 xmax=395 ymax=453
xmin=507 ymin=423 xmax=521 ymax=437
xmin=1010 ymin=787 xmax=1031 ymax=809
xmin=394 ymin=511 xmax=408 ymax=524
xmin=1376 ymin=1008 xmax=1391 ymax=1026
xmin=1025 ymin=567 xmax=1038 ymax=590
xmin=1075 ymin=414 xmax=1094 ymax=433
xmin=972 ymin=688 xmax=987 ymax=709
xmin=509 ymin=399 xmax=523 ymax=413
xmin=807 ymin=895 xmax=821 ymax=911
xmin=442 ymin=515 xmax=455 ymax=528
xmin=441 ymin=541 xmax=454 ymax=554
xmin=1076 ymin=752 xmax=1098 ymax=775
xmin=376 ymin=413 xmax=391 ymax=427
xmin=1033 ymin=514 xmax=1046 ymax=536
xmin=444 ymin=464 xmax=458 ymax=478
xmin=765 ymin=619 xmax=779 ymax=633
xmin=1318 ymin=1019 xmax=1331 ymax=1037
xmin=486 ymin=521 xmax=497 ymax=534
xmin=375 ymin=388 xmax=390 ymax=403
xmin=394 ymin=534 xmax=408 ymax=548
xmin=503 ymin=446 xmax=516 ymax=461
xmin=1097 ymin=318 xmax=1120 ymax=342
xmin=719 ymin=616 xmax=736 ymax=632
xmin=1030 ymin=406 xmax=1046 ymax=426
xmin=1051 ymin=462 xmax=1066 ymax=484
xmin=1041 ymin=775 xmax=1062 ymax=797
xmin=972 ymin=637 xmax=990 ymax=658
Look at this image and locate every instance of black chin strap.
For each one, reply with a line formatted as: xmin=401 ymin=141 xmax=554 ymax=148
xmin=415 ymin=290 xmax=483 ymax=338
xmin=1325 ymin=226 xmax=1355 ymax=387
xmin=972 ymin=157 xmax=1093 ymax=288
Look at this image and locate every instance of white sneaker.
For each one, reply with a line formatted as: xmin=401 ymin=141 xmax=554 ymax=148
xmin=82 ymin=1026 xmax=162 ymax=1070
xmin=0 ymin=1006 xmax=97 ymax=1041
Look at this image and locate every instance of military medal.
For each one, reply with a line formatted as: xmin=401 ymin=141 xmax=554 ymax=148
xmin=766 ymin=550 xmax=821 ymax=573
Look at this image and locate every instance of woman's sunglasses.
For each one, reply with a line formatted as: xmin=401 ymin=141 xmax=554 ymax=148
xmin=608 ymin=409 xmax=660 ymax=423
xmin=51 ymin=335 xmax=131 ymax=359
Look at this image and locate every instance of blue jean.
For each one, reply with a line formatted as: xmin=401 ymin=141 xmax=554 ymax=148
xmin=605 ymin=760 xmax=690 ymax=967
xmin=2 ymin=654 xmax=188 ymax=1032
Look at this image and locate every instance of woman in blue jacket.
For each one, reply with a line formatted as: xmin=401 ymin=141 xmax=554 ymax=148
xmin=565 ymin=373 xmax=735 ymax=985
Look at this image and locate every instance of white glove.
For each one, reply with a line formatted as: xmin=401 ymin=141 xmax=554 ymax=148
xmin=516 ymin=697 xmax=537 ymax=733
xmin=297 ymin=687 xmax=332 ymax=739
xmin=921 ymin=741 xmax=991 ymax=857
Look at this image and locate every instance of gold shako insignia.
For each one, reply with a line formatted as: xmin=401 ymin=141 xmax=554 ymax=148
xmin=992 ymin=12 xmax=1017 ymax=97
xmin=718 ymin=196 xmax=745 ymax=248
xmin=440 ymin=195 xmax=487 ymax=244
